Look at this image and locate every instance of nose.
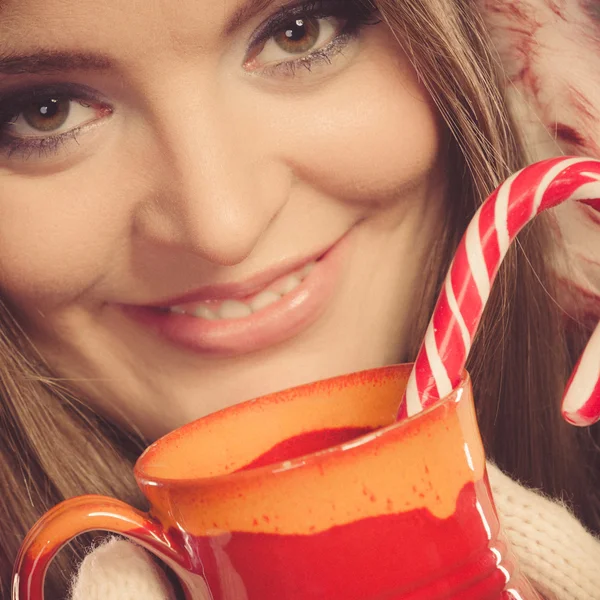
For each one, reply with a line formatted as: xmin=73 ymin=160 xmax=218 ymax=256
xmin=133 ymin=84 xmax=289 ymax=267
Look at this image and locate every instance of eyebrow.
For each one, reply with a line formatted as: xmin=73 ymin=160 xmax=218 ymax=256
xmin=0 ymin=0 xmax=278 ymax=76
xmin=0 ymin=50 xmax=113 ymax=75
xmin=225 ymin=0 xmax=279 ymax=35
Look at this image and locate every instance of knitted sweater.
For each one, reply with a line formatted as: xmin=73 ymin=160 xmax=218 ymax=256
xmin=70 ymin=463 xmax=600 ymax=600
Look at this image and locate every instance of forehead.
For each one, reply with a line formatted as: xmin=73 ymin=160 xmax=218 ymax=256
xmin=0 ymin=0 xmax=274 ymax=53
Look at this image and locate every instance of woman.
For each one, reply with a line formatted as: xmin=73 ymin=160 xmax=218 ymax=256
xmin=0 ymin=0 xmax=598 ymax=598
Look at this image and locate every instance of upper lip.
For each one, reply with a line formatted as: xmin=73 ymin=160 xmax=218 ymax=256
xmin=143 ymin=245 xmax=332 ymax=308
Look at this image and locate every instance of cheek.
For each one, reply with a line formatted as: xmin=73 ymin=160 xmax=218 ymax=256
xmin=259 ymin=41 xmax=441 ymax=204
xmin=0 ymin=157 xmax=136 ymax=304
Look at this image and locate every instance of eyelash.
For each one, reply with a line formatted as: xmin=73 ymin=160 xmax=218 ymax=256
xmin=0 ymin=0 xmax=380 ymax=161
xmin=1 ymin=128 xmax=80 ymax=161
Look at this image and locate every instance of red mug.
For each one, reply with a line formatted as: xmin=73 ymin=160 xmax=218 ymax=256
xmin=13 ymin=364 xmax=540 ymax=599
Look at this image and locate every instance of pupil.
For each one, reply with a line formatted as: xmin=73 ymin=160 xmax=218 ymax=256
xmin=38 ymin=99 xmax=60 ymax=118
xmin=285 ymin=19 xmax=307 ymax=41
xmin=274 ymin=16 xmax=320 ymax=54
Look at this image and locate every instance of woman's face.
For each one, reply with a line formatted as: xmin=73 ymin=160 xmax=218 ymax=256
xmin=0 ymin=0 xmax=444 ymax=440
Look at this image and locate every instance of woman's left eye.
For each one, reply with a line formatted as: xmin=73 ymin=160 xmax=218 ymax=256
xmin=245 ymin=1 xmax=379 ymax=77
xmin=249 ymin=16 xmax=343 ymax=69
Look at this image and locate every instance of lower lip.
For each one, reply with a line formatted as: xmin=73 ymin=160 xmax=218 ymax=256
xmin=122 ymin=233 xmax=351 ymax=356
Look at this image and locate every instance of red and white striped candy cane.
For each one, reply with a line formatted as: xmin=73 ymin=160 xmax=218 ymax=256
xmin=399 ymin=156 xmax=600 ymax=421
xmin=562 ymin=321 xmax=600 ymax=427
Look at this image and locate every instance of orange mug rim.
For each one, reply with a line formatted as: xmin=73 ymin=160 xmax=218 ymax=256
xmin=135 ymin=364 xmax=471 ymax=486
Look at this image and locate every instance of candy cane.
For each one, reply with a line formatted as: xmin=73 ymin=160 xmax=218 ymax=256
xmin=562 ymin=321 xmax=600 ymax=427
xmin=399 ymin=156 xmax=600 ymax=421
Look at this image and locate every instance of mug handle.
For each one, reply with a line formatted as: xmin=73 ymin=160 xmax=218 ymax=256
xmin=11 ymin=494 xmax=189 ymax=600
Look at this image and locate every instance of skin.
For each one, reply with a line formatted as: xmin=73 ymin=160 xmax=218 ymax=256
xmin=0 ymin=0 xmax=445 ymax=441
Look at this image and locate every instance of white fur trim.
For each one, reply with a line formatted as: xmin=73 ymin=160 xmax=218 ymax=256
xmin=70 ymin=537 xmax=175 ymax=600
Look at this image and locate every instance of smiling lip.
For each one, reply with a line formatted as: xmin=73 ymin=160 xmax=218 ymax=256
xmin=121 ymin=232 xmax=351 ymax=356
xmin=144 ymin=246 xmax=331 ymax=308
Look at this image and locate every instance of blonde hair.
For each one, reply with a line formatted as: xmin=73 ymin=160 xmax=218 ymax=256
xmin=1 ymin=0 xmax=598 ymax=596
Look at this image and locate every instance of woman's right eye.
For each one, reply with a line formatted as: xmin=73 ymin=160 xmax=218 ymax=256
xmin=0 ymin=89 xmax=113 ymax=161
xmin=7 ymin=97 xmax=96 ymax=136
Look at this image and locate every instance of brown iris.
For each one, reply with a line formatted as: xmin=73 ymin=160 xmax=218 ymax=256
xmin=273 ymin=17 xmax=320 ymax=54
xmin=22 ymin=97 xmax=70 ymax=132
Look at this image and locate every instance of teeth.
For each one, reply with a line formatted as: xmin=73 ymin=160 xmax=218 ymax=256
xmin=301 ymin=262 xmax=315 ymax=278
xmin=250 ymin=290 xmax=282 ymax=312
xmin=168 ymin=260 xmax=317 ymax=321
xmin=218 ymin=300 xmax=253 ymax=319
xmin=194 ymin=305 xmax=218 ymax=320
xmin=278 ymin=275 xmax=301 ymax=295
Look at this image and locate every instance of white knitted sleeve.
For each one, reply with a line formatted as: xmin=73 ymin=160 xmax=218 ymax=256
xmin=487 ymin=462 xmax=600 ymax=600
